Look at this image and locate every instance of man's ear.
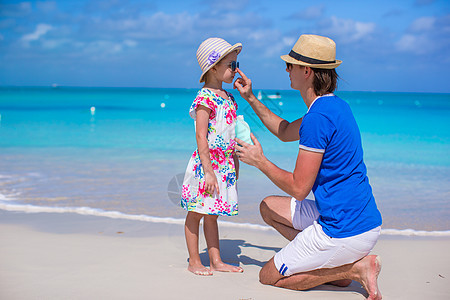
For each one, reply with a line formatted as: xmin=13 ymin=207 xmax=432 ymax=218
xmin=304 ymin=66 xmax=312 ymax=77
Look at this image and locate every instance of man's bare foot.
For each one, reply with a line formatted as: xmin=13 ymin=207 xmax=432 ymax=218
xmin=210 ymin=261 xmax=244 ymax=273
xmin=356 ymin=255 xmax=382 ymax=300
xmin=327 ymin=279 xmax=352 ymax=287
xmin=188 ymin=263 xmax=213 ymax=276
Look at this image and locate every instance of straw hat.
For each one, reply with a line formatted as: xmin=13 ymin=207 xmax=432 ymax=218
xmin=281 ymin=34 xmax=341 ymax=69
xmin=197 ymin=37 xmax=242 ymax=83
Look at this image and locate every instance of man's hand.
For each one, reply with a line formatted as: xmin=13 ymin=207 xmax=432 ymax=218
xmin=233 ymin=68 xmax=254 ymax=101
xmin=235 ymin=133 xmax=266 ymax=168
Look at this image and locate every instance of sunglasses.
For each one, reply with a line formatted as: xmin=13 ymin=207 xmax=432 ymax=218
xmin=228 ymin=61 xmax=239 ymax=72
xmin=286 ymin=62 xmax=292 ymax=70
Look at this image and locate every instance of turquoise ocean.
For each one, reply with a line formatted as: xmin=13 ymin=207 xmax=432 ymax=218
xmin=0 ymin=87 xmax=449 ymax=235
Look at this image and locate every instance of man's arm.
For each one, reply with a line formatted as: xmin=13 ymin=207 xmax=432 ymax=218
xmin=234 ymin=69 xmax=302 ymax=142
xmin=235 ymin=134 xmax=322 ymax=200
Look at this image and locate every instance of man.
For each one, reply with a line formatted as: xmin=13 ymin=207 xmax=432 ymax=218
xmin=233 ymin=34 xmax=383 ymax=300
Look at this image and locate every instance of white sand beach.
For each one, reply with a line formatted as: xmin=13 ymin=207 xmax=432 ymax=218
xmin=0 ymin=210 xmax=449 ymax=300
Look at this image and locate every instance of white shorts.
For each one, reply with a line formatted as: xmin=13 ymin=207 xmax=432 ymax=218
xmin=291 ymin=198 xmax=320 ymax=231
xmin=274 ymin=198 xmax=381 ymax=276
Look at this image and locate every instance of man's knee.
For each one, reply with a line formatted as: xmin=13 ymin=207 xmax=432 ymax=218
xmin=259 ymin=258 xmax=281 ymax=286
xmin=259 ymin=197 xmax=269 ymax=216
xmin=259 ymin=269 xmax=274 ymax=285
xmin=260 ymin=196 xmax=278 ymax=215
xmin=259 ymin=196 xmax=274 ymax=224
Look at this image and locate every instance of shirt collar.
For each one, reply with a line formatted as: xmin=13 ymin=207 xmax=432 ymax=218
xmin=307 ymin=93 xmax=334 ymax=113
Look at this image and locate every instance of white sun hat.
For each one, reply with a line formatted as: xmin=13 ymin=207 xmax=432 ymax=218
xmin=197 ymin=37 xmax=242 ymax=83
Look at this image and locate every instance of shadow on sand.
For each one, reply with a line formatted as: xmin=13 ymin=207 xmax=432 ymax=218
xmin=196 ymin=238 xmax=368 ymax=298
xmin=198 ymin=238 xmax=280 ymax=268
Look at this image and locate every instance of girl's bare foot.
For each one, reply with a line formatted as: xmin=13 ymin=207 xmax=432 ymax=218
xmin=188 ymin=263 xmax=213 ymax=276
xmin=210 ymin=261 xmax=243 ymax=273
xmin=356 ymin=255 xmax=382 ymax=300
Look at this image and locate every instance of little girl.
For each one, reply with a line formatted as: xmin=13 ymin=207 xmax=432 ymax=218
xmin=181 ymin=37 xmax=243 ymax=276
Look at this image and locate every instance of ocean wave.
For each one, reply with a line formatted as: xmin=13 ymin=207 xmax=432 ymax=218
xmin=1 ymin=201 xmax=449 ymax=237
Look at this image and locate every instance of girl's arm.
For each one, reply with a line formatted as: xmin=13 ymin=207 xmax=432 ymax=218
xmin=233 ymin=154 xmax=240 ymax=180
xmin=196 ymin=105 xmax=219 ymax=195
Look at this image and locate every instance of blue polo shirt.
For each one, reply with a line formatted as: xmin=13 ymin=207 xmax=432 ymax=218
xmin=299 ymin=94 xmax=382 ymax=238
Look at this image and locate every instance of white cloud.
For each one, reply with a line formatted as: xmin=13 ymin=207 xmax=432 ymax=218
xmin=36 ymin=1 xmax=57 ymax=13
xmin=84 ymin=40 xmax=123 ymax=55
xmin=395 ymin=15 xmax=449 ymax=55
xmin=194 ymin=11 xmax=266 ymax=35
xmin=248 ymin=31 xmax=266 ymax=42
xmin=41 ymin=38 xmax=73 ymax=49
xmin=262 ymin=35 xmax=296 ymax=57
xmin=410 ymin=16 xmax=436 ymax=31
xmin=415 ymin=0 xmax=435 ymax=6
xmin=395 ymin=34 xmax=434 ymax=54
xmin=204 ymin=0 xmax=250 ymax=12
xmin=108 ymin=12 xmax=194 ymax=40
xmin=320 ymin=16 xmax=376 ymax=43
xmin=80 ymin=39 xmax=140 ymax=57
xmin=0 ymin=2 xmax=32 ymax=17
xmin=291 ymin=5 xmax=325 ymax=20
xmin=21 ymin=23 xmax=53 ymax=43
xmin=283 ymin=37 xmax=297 ymax=47
xmin=123 ymin=39 xmax=137 ymax=47
xmin=244 ymin=30 xmax=293 ymax=58
xmin=396 ymin=34 xmax=417 ymax=53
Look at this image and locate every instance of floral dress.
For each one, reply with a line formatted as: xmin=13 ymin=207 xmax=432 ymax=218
xmin=181 ymin=88 xmax=238 ymax=216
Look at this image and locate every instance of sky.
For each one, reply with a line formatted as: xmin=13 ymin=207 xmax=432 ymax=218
xmin=0 ymin=0 xmax=449 ymax=93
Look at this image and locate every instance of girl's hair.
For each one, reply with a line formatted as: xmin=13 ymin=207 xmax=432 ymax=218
xmin=311 ymin=67 xmax=339 ymax=96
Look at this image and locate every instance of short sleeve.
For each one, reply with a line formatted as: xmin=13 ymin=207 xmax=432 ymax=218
xmin=189 ymin=89 xmax=217 ymax=119
xmin=299 ymin=112 xmax=335 ymax=153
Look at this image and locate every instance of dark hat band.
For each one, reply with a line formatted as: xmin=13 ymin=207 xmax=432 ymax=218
xmin=289 ymin=50 xmax=335 ymax=65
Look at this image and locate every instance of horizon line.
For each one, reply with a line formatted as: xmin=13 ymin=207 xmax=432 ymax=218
xmin=0 ymin=85 xmax=448 ymax=95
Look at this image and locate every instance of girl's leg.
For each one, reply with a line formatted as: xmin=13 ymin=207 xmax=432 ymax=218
xmin=203 ymin=215 xmax=243 ymax=273
xmin=185 ymin=211 xmax=212 ymax=276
